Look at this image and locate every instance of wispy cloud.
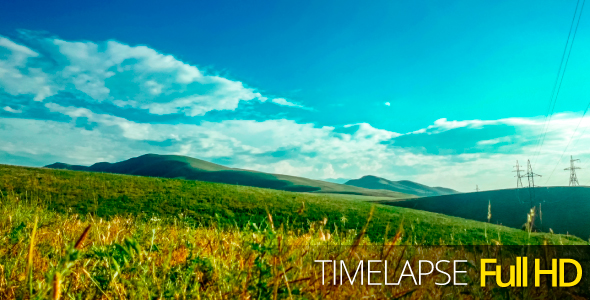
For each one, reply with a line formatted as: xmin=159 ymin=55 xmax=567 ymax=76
xmin=271 ymin=98 xmax=310 ymax=110
xmin=0 ymin=37 xmax=55 ymax=101
xmin=3 ymin=106 xmax=21 ymax=113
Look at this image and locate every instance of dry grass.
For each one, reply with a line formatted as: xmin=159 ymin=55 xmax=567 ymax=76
xmin=0 ymin=194 xmax=587 ymax=299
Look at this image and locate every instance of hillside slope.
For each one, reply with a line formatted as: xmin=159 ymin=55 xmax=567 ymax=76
xmin=345 ymin=175 xmax=458 ymax=197
xmin=1 ymin=164 xmax=582 ymax=245
xmin=379 ymin=187 xmax=590 ymax=240
xmin=45 ymin=154 xmax=412 ymax=198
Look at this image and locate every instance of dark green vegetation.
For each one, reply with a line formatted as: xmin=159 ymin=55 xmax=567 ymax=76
xmin=345 ymin=175 xmax=458 ymax=197
xmin=381 ymin=187 xmax=590 ymax=240
xmin=0 ymin=164 xmax=584 ymax=245
xmin=46 ymin=154 xmax=412 ymax=198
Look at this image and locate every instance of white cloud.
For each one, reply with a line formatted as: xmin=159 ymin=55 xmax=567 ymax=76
xmin=3 ymin=106 xmax=21 ymax=113
xmin=0 ymin=37 xmax=57 ymax=101
xmin=0 ymin=104 xmax=405 ymax=181
xmin=477 ymin=136 xmax=511 ymax=146
xmin=409 ymin=117 xmax=541 ymax=135
xmin=4 ymin=111 xmax=590 ymax=191
xmin=4 ymin=34 xmax=590 ymax=192
xmin=0 ymin=35 xmax=274 ymax=116
xmin=271 ymin=98 xmax=309 ymax=109
xmin=270 ymin=161 xmax=314 ymax=177
xmin=322 ymin=164 xmax=339 ymax=178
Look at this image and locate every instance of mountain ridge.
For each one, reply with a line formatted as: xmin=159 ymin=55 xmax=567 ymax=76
xmin=45 ymin=154 xmax=414 ymax=199
xmin=345 ymin=175 xmax=458 ymax=197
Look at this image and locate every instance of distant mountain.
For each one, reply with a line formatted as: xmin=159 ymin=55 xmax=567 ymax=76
xmin=323 ymin=178 xmax=350 ymax=184
xmin=45 ymin=154 xmax=412 ymax=199
xmin=345 ymin=175 xmax=458 ymax=197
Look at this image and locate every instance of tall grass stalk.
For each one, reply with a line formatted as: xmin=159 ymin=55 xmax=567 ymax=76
xmin=26 ymin=215 xmax=38 ymax=297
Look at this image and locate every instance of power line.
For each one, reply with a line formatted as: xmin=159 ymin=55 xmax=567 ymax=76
xmin=524 ymin=160 xmax=542 ymax=208
xmin=513 ymin=160 xmax=524 ymax=188
xmin=531 ymin=0 xmax=585 ymax=164
xmin=564 ymin=155 xmax=581 ymax=186
xmin=569 ymin=117 xmax=590 ymax=154
xmin=544 ymin=101 xmax=590 ymax=184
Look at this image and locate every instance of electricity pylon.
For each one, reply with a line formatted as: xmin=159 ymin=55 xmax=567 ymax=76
xmin=564 ymin=155 xmax=580 ymax=186
xmin=513 ymin=160 xmax=524 ymax=188
xmin=524 ymin=160 xmax=541 ymax=208
xmin=475 ymin=185 xmax=480 ymax=192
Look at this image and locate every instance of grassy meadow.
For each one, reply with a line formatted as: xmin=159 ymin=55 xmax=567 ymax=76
xmin=0 ymin=164 xmax=587 ymax=299
xmin=2 ymin=194 xmax=587 ymax=299
xmin=0 ymin=164 xmax=581 ymax=245
xmin=381 ymin=187 xmax=590 ymax=240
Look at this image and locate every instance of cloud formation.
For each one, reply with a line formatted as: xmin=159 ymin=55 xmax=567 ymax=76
xmin=0 ymin=35 xmax=293 ymax=116
xmin=0 ymin=37 xmax=55 ymax=101
xmin=4 ymin=104 xmax=590 ymax=191
xmin=2 ymin=33 xmax=590 ymax=191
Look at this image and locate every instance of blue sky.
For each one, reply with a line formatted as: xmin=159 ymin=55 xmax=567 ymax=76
xmin=1 ymin=0 xmax=590 ymax=191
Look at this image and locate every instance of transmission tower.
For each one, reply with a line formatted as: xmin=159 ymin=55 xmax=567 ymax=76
xmin=564 ymin=155 xmax=581 ymax=186
xmin=475 ymin=185 xmax=480 ymax=192
xmin=513 ymin=160 xmax=524 ymax=188
xmin=524 ymin=160 xmax=542 ymax=208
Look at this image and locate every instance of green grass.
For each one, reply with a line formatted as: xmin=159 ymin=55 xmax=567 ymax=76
xmin=3 ymin=194 xmax=586 ymax=299
xmin=381 ymin=187 xmax=590 ymax=240
xmin=0 ymin=164 xmax=584 ymax=245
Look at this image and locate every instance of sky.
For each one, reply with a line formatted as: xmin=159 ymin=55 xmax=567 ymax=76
xmin=1 ymin=0 xmax=590 ymax=191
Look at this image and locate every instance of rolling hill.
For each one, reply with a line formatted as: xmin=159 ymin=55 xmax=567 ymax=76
xmin=379 ymin=187 xmax=590 ymax=240
xmin=45 ymin=154 xmax=413 ymax=199
xmin=345 ymin=175 xmax=458 ymax=197
xmin=1 ymin=164 xmax=582 ymax=245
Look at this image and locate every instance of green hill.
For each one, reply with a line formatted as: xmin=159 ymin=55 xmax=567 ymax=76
xmin=0 ymin=164 xmax=584 ymax=245
xmin=345 ymin=175 xmax=458 ymax=197
xmin=45 ymin=154 xmax=411 ymax=199
xmin=379 ymin=187 xmax=590 ymax=240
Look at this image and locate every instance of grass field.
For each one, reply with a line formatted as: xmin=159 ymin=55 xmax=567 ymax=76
xmin=0 ymin=164 xmax=587 ymax=299
xmin=0 ymin=164 xmax=583 ymax=246
xmin=380 ymin=187 xmax=590 ymax=240
xmin=2 ymin=195 xmax=587 ymax=299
